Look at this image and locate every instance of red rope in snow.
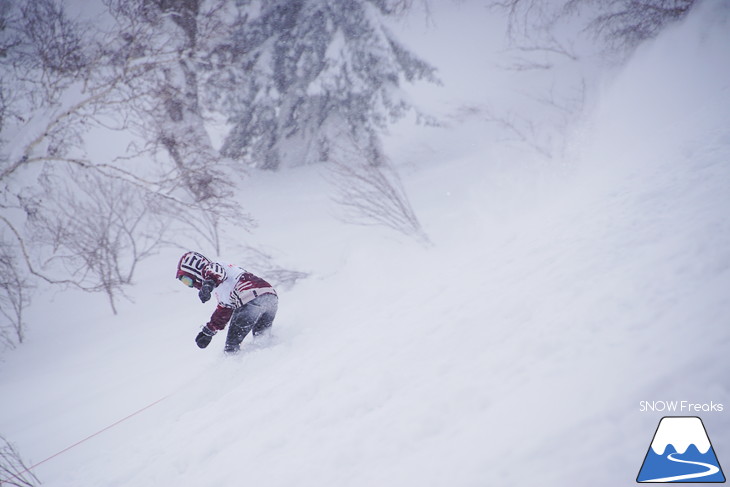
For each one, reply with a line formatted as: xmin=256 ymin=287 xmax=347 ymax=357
xmin=1 ymin=394 xmax=170 ymax=485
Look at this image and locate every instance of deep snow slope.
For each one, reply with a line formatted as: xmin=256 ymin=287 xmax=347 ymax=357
xmin=1 ymin=2 xmax=729 ymax=486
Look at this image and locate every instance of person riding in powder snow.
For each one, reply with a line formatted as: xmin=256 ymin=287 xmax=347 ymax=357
xmin=176 ymin=251 xmax=278 ymax=353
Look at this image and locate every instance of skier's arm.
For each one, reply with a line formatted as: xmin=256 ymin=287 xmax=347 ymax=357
xmin=194 ymin=304 xmax=233 ymax=349
xmin=199 ymin=280 xmax=215 ymax=303
xmin=199 ymin=262 xmax=227 ymax=303
xmin=207 ymin=304 xmax=233 ymax=332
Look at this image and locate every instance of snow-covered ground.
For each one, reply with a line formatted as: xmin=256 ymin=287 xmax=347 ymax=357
xmin=2 ymin=2 xmax=729 ymax=486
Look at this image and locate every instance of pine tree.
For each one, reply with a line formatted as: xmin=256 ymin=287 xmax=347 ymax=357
xmin=205 ymin=0 xmax=438 ymax=170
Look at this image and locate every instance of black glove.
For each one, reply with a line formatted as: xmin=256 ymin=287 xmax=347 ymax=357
xmin=199 ymin=279 xmax=215 ymax=303
xmin=195 ymin=325 xmax=216 ymax=349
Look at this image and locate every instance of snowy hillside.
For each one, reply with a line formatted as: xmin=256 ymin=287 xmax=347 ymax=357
xmin=1 ymin=1 xmax=729 ymax=486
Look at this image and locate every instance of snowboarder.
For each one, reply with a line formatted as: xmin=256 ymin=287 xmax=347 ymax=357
xmin=175 ymin=251 xmax=278 ymax=353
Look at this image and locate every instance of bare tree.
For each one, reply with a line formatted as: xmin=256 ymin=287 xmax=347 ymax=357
xmin=327 ymin=135 xmax=428 ymax=243
xmin=0 ymin=0 xmax=252 ymax=321
xmin=0 ymin=237 xmax=31 ymax=350
xmin=483 ymin=0 xmax=694 ymax=163
xmin=0 ymin=435 xmax=40 ymax=487
xmin=24 ymin=169 xmax=168 ymax=314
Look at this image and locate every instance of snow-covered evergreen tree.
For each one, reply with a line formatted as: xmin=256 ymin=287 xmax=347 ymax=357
xmin=205 ymin=0 xmax=438 ymax=170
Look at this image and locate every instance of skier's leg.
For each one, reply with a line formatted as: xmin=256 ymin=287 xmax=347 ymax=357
xmin=252 ymin=294 xmax=278 ymax=336
xmin=225 ymin=294 xmax=279 ymax=352
xmin=225 ymin=304 xmax=258 ymax=353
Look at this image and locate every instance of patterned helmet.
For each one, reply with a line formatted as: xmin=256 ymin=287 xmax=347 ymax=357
xmin=176 ymin=251 xmax=210 ymax=289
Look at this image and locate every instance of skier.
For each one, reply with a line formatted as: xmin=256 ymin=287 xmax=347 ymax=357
xmin=175 ymin=251 xmax=278 ymax=353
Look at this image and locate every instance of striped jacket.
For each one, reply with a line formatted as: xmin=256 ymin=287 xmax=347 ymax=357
xmin=203 ymin=261 xmax=276 ymax=331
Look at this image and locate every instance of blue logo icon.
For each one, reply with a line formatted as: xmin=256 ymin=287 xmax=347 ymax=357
xmin=637 ymin=416 xmax=725 ymax=483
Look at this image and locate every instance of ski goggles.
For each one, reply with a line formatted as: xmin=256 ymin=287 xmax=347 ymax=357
xmin=178 ymin=275 xmax=195 ymax=288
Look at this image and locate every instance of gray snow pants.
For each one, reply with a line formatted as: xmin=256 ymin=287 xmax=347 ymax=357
xmin=225 ymin=293 xmax=278 ymax=353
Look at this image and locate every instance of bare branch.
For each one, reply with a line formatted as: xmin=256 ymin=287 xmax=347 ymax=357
xmin=0 ymin=435 xmax=40 ymax=487
xmin=0 ymin=236 xmax=32 ymax=350
xmin=27 ymin=169 xmax=169 ymax=313
xmin=235 ymin=246 xmax=309 ymax=291
xmin=0 ymin=213 xmax=93 ymax=290
xmin=491 ymin=0 xmax=697 ymax=53
xmin=327 ymin=134 xmax=429 ymax=243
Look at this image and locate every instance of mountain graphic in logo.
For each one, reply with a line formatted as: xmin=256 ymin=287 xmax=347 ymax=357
xmin=637 ymin=416 xmax=725 ymax=483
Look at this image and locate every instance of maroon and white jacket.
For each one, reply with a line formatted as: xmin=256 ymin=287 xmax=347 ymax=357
xmin=202 ymin=261 xmax=277 ymax=332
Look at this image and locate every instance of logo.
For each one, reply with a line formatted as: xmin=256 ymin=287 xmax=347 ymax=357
xmin=637 ymin=416 xmax=725 ymax=483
